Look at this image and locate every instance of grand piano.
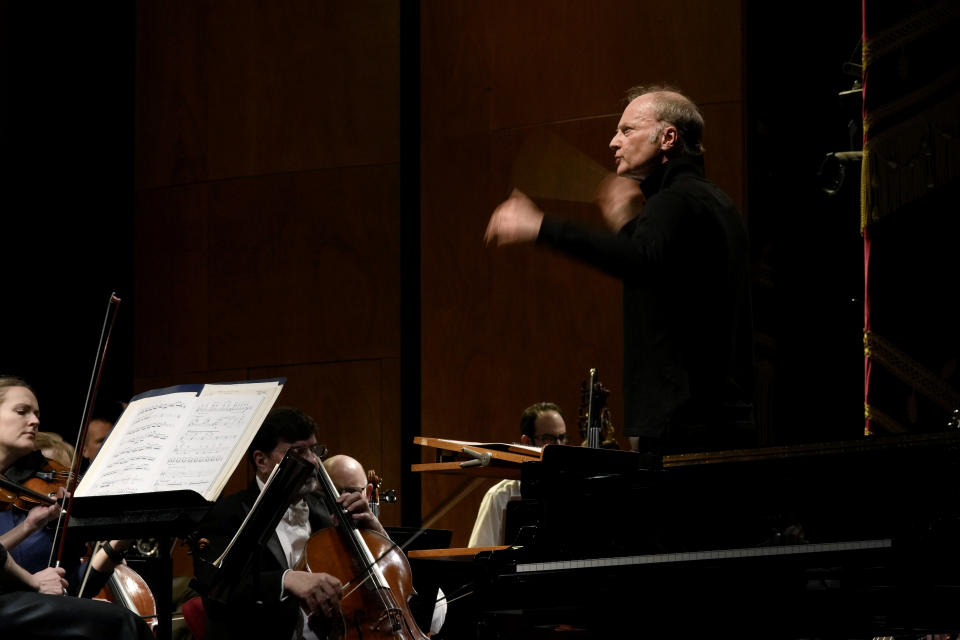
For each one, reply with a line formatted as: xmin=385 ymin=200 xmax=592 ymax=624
xmin=410 ymin=432 xmax=960 ymax=638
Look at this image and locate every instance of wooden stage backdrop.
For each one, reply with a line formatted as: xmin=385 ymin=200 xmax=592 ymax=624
xmin=132 ymin=0 xmax=743 ymax=577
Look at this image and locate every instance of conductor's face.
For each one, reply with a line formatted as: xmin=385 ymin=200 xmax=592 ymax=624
xmin=610 ymin=94 xmax=667 ymax=181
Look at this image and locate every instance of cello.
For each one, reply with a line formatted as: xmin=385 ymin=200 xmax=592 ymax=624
xmin=89 ymin=542 xmax=160 ymax=636
xmin=299 ymin=457 xmax=427 ymax=640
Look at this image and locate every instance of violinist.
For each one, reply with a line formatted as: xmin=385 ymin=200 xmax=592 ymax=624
xmin=0 ymin=377 xmax=153 ymax=639
xmin=0 ymin=377 xmax=132 ymax=592
xmin=193 ymin=406 xmax=385 ymax=640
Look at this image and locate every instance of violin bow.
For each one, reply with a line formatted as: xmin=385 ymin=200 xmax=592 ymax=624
xmin=48 ymin=292 xmax=122 ymax=568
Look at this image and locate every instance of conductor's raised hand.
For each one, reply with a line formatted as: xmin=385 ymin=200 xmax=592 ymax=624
xmin=285 ymin=570 xmax=342 ymax=618
xmin=484 ymin=189 xmax=544 ymax=246
xmin=595 ymin=173 xmax=645 ymax=231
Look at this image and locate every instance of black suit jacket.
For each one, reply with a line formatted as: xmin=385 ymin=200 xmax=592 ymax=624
xmin=194 ymin=483 xmax=333 ymax=640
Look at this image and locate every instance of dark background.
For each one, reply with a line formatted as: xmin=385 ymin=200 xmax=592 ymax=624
xmin=2 ymin=3 xmax=135 ymax=433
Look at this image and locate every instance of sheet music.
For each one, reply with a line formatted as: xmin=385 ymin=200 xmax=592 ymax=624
xmin=76 ymin=392 xmax=196 ymax=497
xmin=425 ymin=438 xmax=542 ymax=456
xmin=75 ymin=380 xmax=283 ymax=501
xmin=153 ymin=393 xmax=262 ymax=495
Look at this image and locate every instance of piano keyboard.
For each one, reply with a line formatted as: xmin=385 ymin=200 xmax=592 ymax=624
xmin=516 ymin=538 xmax=892 ymax=573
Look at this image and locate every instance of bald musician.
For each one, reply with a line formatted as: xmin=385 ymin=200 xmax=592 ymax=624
xmin=323 ymin=455 xmax=374 ymax=504
xmin=193 ymin=407 xmax=384 ymax=640
xmin=322 ymin=454 xmax=447 ymax=636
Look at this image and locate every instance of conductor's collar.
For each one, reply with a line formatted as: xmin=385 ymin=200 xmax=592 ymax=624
xmin=639 ymin=154 xmax=705 ymax=198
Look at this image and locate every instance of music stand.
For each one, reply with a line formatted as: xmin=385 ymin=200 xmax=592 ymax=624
xmin=69 ymin=490 xmax=215 ymax=640
xmin=68 ymin=450 xmax=316 ymax=640
xmin=203 ymin=450 xmax=316 ymax=595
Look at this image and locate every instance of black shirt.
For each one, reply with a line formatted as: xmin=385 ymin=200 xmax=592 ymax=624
xmin=538 ymin=156 xmax=755 ymax=453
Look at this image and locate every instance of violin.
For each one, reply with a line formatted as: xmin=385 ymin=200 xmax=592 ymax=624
xmin=0 ymin=456 xmax=70 ymax=512
xmin=301 ymin=460 xmax=427 ymax=639
xmin=0 ymin=466 xmax=62 ymax=512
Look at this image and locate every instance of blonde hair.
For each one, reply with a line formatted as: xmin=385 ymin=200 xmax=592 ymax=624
xmin=0 ymin=376 xmax=35 ymax=403
xmin=36 ymin=432 xmax=75 ymax=468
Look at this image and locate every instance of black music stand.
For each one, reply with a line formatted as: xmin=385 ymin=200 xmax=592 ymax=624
xmin=68 ymin=451 xmax=315 ymax=640
xmin=199 ymin=450 xmax=316 ymax=599
xmin=69 ymin=490 xmax=215 ymax=640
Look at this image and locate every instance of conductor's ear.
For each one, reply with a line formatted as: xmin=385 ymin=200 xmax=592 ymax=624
xmin=660 ymin=124 xmax=679 ymax=151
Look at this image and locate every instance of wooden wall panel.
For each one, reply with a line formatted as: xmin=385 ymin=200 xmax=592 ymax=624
xmin=135 ymin=165 xmax=401 ymax=379
xmin=136 ymin=1 xmax=401 ymax=189
xmin=134 ymin=183 xmax=212 ymax=376
xmin=134 ymin=1 xmax=403 ymax=578
xmin=420 ymin=0 xmax=744 ymax=545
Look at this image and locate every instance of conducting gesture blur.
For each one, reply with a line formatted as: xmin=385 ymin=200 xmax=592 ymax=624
xmin=484 ymin=189 xmax=544 ymax=246
xmin=595 ymin=173 xmax=645 ymax=231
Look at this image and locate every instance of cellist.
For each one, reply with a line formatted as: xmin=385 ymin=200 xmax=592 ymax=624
xmin=0 ymin=376 xmax=153 ymax=639
xmin=193 ymin=406 xmax=386 ymax=640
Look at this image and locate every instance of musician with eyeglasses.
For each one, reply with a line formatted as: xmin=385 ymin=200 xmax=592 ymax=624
xmin=193 ymin=406 xmax=384 ymax=640
xmin=467 ymin=402 xmax=567 ymax=547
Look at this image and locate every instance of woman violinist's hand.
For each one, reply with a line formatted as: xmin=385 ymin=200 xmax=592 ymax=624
xmin=31 ymin=566 xmax=67 ymax=595
xmin=24 ymin=487 xmax=66 ymax=534
xmin=284 ymin=570 xmax=342 ymax=617
xmin=337 ymin=490 xmax=386 ymax=536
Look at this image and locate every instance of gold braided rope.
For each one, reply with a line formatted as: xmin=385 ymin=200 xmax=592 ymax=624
xmin=864 ymin=402 xmax=908 ymax=436
xmin=864 ymin=330 xmax=960 ymax=412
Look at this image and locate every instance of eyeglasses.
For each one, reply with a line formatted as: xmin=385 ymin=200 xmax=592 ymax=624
xmin=534 ymin=433 xmax=567 ymax=446
xmin=286 ymin=443 xmax=328 ymax=460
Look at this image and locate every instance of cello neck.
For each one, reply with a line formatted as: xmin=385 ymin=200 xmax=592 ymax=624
xmin=314 ymin=459 xmax=390 ymax=590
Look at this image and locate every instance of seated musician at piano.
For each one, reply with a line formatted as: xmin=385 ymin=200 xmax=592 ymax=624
xmin=0 ymin=377 xmax=141 ymax=595
xmin=468 ymin=402 xmax=566 ymax=547
xmin=193 ymin=406 xmax=385 ymax=640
